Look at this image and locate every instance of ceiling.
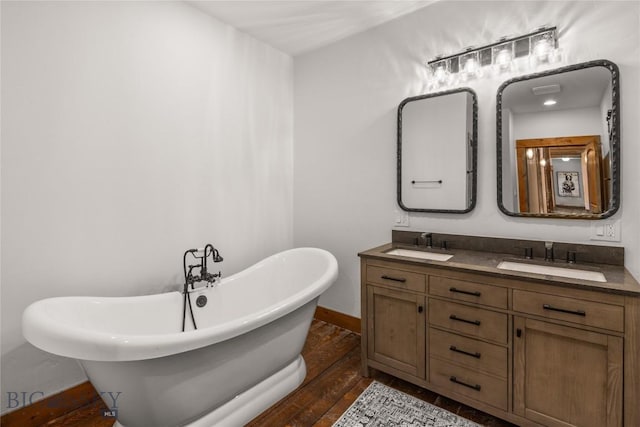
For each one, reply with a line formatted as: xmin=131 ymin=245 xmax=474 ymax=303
xmin=502 ymin=66 xmax=612 ymax=114
xmin=187 ymin=1 xmax=436 ymax=56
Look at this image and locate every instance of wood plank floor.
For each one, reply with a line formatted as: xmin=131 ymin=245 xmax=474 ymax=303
xmin=8 ymin=320 xmax=516 ymax=426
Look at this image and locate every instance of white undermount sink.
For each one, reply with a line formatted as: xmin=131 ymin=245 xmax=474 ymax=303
xmin=385 ymin=248 xmax=453 ymax=262
xmin=497 ymin=261 xmax=606 ymax=283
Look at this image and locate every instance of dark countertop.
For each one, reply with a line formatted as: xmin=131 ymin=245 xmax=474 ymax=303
xmin=359 ymin=242 xmax=640 ymax=296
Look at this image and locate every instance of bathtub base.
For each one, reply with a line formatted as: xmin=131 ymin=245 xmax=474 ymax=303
xmin=113 ymin=355 xmax=306 ymax=427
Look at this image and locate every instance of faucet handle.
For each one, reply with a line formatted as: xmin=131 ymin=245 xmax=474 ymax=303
xmin=524 ymin=247 xmax=533 ymax=259
xmin=566 ymin=251 xmax=577 ymax=264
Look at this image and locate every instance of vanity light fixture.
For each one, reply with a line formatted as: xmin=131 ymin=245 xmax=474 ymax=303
xmin=427 ymin=26 xmax=559 ymax=89
xmin=493 ymin=43 xmax=514 ymax=72
xmin=459 ymin=50 xmax=482 ymax=81
xmin=433 ymin=61 xmax=451 ymax=86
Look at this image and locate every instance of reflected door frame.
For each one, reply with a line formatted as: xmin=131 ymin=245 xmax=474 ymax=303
xmin=515 ymin=135 xmax=603 ymax=214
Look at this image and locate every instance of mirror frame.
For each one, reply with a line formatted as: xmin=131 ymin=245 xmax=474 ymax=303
xmin=397 ymin=87 xmax=478 ymax=213
xmin=496 ymin=59 xmax=620 ymax=219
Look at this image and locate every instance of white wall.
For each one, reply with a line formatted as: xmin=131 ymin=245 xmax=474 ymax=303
xmin=1 ymin=1 xmax=293 ymax=412
xmin=293 ymin=0 xmax=640 ymax=318
xmin=513 ymin=107 xmax=603 ymax=140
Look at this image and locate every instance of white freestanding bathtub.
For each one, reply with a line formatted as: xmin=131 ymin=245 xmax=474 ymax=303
xmin=23 ymin=247 xmax=338 ymax=427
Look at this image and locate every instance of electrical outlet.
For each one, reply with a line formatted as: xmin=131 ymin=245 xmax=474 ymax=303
xmin=394 ymin=210 xmax=410 ymax=227
xmin=590 ymin=220 xmax=621 ymax=242
xmin=605 ymin=223 xmax=615 ymax=237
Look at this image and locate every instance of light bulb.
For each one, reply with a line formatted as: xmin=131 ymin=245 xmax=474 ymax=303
xmin=464 ymin=57 xmax=478 ymax=74
xmin=543 ymin=99 xmax=557 ymax=106
xmin=434 ymin=64 xmax=447 ymax=82
xmin=526 ymin=148 xmax=534 ymax=159
xmin=533 ymin=38 xmax=551 ymax=62
xmin=495 ymin=48 xmax=512 ymax=70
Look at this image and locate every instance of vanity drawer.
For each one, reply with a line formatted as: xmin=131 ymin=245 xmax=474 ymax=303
xmin=429 ymin=276 xmax=508 ymax=309
xmin=367 ymin=265 xmax=426 ymax=293
xmin=429 ymin=328 xmax=507 ymax=378
xmin=429 ymin=299 xmax=507 ymax=344
xmin=513 ymin=289 xmax=624 ymax=332
xmin=430 ymin=357 xmax=508 ymax=411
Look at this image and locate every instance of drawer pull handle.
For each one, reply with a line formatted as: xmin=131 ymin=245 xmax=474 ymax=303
xmin=542 ymin=304 xmax=586 ymax=317
xmin=449 ymin=314 xmax=481 ymax=326
xmin=449 ymin=287 xmax=481 ymax=297
xmin=449 ymin=376 xmax=481 ymax=391
xmin=418 ymin=305 xmax=424 ymax=313
xmin=381 ymin=275 xmax=406 ymax=283
xmin=449 ymin=345 xmax=481 ymax=359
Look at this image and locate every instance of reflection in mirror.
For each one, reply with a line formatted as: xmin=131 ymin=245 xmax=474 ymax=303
xmin=398 ymin=88 xmax=477 ymax=213
xmin=497 ymin=60 xmax=619 ymax=219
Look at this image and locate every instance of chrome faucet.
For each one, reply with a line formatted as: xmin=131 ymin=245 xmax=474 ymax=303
xmin=420 ymin=232 xmax=433 ymax=248
xmin=544 ymin=242 xmax=554 ymax=262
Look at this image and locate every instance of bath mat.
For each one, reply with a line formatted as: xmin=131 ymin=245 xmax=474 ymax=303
xmin=332 ymin=381 xmax=480 ymax=427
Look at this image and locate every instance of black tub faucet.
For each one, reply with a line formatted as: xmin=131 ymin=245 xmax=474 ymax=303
xmin=183 ymin=244 xmax=224 ymax=289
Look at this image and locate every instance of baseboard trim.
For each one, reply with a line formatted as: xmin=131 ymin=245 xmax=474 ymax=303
xmin=0 ymin=381 xmax=99 ymax=427
xmin=314 ymin=306 xmax=361 ymax=334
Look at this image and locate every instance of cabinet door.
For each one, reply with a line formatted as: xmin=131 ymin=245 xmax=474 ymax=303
xmin=367 ymin=285 xmax=426 ymax=378
xmin=514 ymin=317 xmax=622 ymax=427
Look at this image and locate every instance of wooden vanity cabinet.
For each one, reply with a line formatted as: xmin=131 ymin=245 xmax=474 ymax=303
xmin=360 ymin=256 xmax=638 ymax=427
xmin=366 ymin=286 xmax=426 ymax=379
xmin=427 ymin=279 xmax=510 ymax=412
xmin=513 ymin=316 xmax=622 ymax=427
xmin=512 ymin=287 xmax=625 ymax=427
xmin=362 ymin=262 xmax=426 ymax=380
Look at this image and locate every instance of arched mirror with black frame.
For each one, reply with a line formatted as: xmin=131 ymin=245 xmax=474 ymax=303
xmin=397 ymin=88 xmax=478 ymax=213
xmin=497 ymin=59 xmax=620 ymax=219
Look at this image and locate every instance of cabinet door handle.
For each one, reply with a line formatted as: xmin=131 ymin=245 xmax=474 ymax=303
xmin=449 ymin=345 xmax=481 ymax=359
xmin=381 ymin=275 xmax=406 ymax=283
xmin=449 ymin=376 xmax=481 ymax=391
xmin=516 ymin=328 xmax=522 ymax=338
xmin=418 ymin=305 xmax=424 ymax=313
xmin=449 ymin=287 xmax=481 ymax=297
xmin=542 ymin=304 xmax=586 ymax=317
xmin=449 ymin=314 xmax=481 ymax=326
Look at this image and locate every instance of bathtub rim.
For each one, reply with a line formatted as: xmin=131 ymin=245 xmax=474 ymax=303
xmin=22 ymin=247 xmax=338 ymax=362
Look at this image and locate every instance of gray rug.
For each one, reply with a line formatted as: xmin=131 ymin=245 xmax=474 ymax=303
xmin=333 ymin=381 xmax=481 ymax=427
